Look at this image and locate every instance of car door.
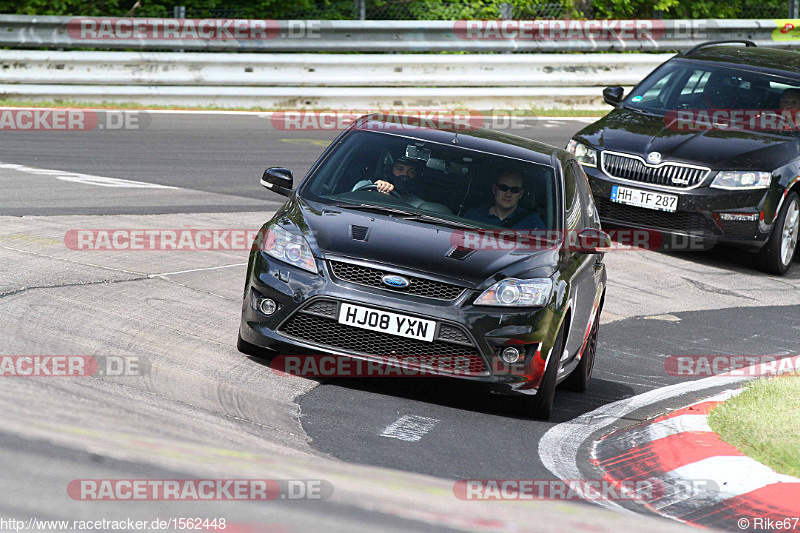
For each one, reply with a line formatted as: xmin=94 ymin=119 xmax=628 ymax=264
xmin=560 ymin=161 xmax=597 ymax=363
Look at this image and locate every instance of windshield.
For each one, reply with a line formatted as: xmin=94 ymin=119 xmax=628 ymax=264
xmin=301 ymin=130 xmax=559 ymax=231
xmin=624 ymin=60 xmax=800 ymax=134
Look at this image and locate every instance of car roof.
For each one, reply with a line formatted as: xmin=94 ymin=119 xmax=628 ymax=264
xmin=680 ymin=45 xmax=800 ymax=76
xmin=351 ymin=113 xmax=568 ymax=168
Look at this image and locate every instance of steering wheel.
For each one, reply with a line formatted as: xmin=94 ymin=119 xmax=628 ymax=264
xmin=353 ymin=183 xmax=405 ymax=200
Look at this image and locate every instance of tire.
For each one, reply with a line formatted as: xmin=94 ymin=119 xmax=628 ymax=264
xmin=561 ymin=311 xmax=599 ymax=393
xmin=522 ymin=323 xmax=566 ymax=421
xmin=237 ymin=332 xmax=277 ymax=359
xmin=757 ymin=191 xmax=800 ymax=275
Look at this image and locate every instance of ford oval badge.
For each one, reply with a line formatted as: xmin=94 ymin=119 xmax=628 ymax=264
xmin=382 ymin=275 xmax=409 ymax=289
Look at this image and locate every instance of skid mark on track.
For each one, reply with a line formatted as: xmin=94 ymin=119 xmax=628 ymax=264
xmin=381 ymin=415 xmax=440 ymax=442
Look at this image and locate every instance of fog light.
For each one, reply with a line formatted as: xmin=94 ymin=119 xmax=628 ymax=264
xmin=501 ymin=347 xmax=522 ymax=364
xmin=258 ymin=297 xmax=277 ymax=315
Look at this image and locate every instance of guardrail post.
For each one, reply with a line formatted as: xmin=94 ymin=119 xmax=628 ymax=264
xmin=174 ymin=5 xmax=186 ymax=53
xmin=355 ymin=0 xmax=366 ymax=20
xmin=500 ymin=3 xmax=514 ymax=19
xmin=791 ymin=0 xmax=799 ymax=18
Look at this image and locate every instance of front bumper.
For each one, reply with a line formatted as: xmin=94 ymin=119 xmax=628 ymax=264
xmin=583 ymin=165 xmax=775 ymax=251
xmin=239 ymin=252 xmax=560 ymax=395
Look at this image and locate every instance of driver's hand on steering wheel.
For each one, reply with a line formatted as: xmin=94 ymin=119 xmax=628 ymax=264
xmin=374 ymin=180 xmax=395 ymax=195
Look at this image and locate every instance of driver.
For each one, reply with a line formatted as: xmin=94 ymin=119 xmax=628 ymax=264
xmin=352 ymin=155 xmax=425 ymax=207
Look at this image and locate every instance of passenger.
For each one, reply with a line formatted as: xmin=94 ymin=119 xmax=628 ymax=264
xmin=464 ymin=169 xmax=545 ymax=229
xmin=780 ymin=88 xmax=800 ymax=110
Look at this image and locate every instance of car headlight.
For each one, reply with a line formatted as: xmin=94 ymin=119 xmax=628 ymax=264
xmin=474 ymin=278 xmax=553 ymax=307
xmin=710 ymin=171 xmax=771 ymax=190
xmin=261 ymin=224 xmax=318 ymax=274
xmin=566 ymin=139 xmax=598 ymax=167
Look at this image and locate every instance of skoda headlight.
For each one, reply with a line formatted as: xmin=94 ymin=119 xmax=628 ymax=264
xmin=567 ymin=139 xmax=598 ymax=167
xmin=710 ymin=171 xmax=771 ymax=190
xmin=474 ymin=278 xmax=553 ymax=307
xmin=261 ymin=224 xmax=318 ymax=274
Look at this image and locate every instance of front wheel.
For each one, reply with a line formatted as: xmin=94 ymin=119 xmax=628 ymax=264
xmin=561 ymin=311 xmax=599 ymax=393
xmin=757 ymin=191 xmax=799 ymax=275
xmin=521 ymin=324 xmax=566 ymax=421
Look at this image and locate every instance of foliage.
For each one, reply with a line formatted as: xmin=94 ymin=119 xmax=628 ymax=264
xmin=0 ymin=0 xmax=792 ymax=19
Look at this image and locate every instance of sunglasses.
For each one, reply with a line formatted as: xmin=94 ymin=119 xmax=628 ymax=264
xmin=496 ymin=184 xmax=522 ymax=194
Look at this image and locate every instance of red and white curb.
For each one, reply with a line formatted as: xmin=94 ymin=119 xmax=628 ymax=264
xmin=593 ymin=389 xmax=800 ymax=530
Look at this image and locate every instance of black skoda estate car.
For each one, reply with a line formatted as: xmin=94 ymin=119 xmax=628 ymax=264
xmin=238 ymin=115 xmax=609 ymax=419
xmin=568 ymin=40 xmax=800 ymax=274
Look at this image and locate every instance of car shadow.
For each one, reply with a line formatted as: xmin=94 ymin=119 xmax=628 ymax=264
xmin=247 ymin=352 xmax=638 ymax=421
xmin=658 ymin=243 xmax=799 ymax=278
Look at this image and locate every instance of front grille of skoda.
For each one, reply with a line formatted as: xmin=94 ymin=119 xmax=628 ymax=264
xmin=602 ymin=152 xmax=709 ymax=188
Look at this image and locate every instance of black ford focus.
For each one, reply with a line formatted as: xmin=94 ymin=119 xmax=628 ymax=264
xmin=568 ymin=40 xmax=800 ymax=275
xmin=238 ymin=115 xmax=608 ymax=419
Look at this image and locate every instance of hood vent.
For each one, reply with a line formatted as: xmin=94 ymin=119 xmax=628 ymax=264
xmin=447 ymin=246 xmax=475 ymax=260
xmin=349 ymin=225 xmax=370 ymax=241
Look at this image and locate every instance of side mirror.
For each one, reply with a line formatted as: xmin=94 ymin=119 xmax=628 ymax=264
xmin=603 ymin=86 xmax=625 ymax=107
xmin=574 ymin=228 xmax=612 ymax=254
xmin=261 ymin=167 xmax=293 ymax=197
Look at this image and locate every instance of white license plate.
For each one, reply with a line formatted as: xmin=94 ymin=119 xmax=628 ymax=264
xmin=611 ymin=185 xmax=678 ymax=213
xmin=338 ymin=303 xmax=435 ymax=342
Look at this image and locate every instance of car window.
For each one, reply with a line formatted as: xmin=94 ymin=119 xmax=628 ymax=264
xmin=564 ymin=162 xmax=583 ymax=231
xmin=302 ymin=130 xmax=559 ymax=230
xmin=625 ymin=60 xmax=800 ymax=124
xmin=636 ymin=70 xmax=676 ymax=108
xmin=573 ymin=162 xmax=599 ymax=229
xmin=680 ymin=70 xmax=711 ymax=96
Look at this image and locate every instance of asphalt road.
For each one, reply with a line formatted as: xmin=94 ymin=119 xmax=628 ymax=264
xmin=2 ymin=112 xmax=798 ymax=532
xmin=0 ymin=113 xmax=587 ymax=215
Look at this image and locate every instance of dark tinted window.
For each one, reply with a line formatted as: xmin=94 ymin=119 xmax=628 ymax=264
xmin=302 ymin=131 xmax=559 ymax=230
xmin=625 ymin=60 xmax=800 ymax=114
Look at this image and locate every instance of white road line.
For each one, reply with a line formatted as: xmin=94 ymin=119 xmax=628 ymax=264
xmin=538 ymin=378 xmax=744 ymax=514
xmin=539 ymin=356 xmax=785 ymax=515
xmin=381 ymin=415 xmax=439 ymax=442
xmin=149 ymin=263 xmax=248 ymax=277
xmin=0 ymin=162 xmax=178 ymax=189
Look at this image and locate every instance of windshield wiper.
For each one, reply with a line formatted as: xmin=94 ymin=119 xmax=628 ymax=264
xmin=332 ymin=202 xmax=418 ymax=217
xmin=399 ymin=213 xmax=483 ymax=229
xmin=622 ymin=104 xmax=660 ymax=116
xmin=332 ymin=202 xmax=482 ymax=229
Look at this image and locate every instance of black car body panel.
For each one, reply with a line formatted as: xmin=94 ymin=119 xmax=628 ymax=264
xmin=239 ymin=116 xmax=608 ymax=415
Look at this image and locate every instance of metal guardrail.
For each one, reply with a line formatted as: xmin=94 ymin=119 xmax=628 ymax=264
xmin=0 ymin=51 xmax=674 ymax=87
xmin=0 ymin=50 xmax=665 ymax=109
xmin=0 ymin=15 xmax=799 ymax=52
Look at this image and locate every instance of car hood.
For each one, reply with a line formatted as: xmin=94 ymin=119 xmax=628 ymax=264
xmin=575 ymin=108 xmax=799 ymax=170
xmin=278 ymin=197 xmax=559 ymax=289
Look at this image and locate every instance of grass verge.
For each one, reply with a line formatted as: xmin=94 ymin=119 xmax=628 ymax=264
xmin=0 ymin=98 xmax=608 ymax=117
xmin=708 ymin=374 xmax=800 ymax=478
